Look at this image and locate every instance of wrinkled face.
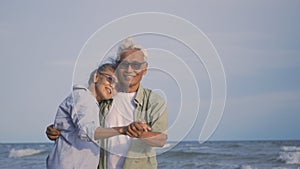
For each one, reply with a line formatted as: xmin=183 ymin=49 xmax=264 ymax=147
xmin=95 ymin=69 xmax=117 ymax=101
xmin=116 ymin=49 xmax=147 ymax=92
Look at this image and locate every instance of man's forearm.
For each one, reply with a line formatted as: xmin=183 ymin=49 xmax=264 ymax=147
xmin=93 ymin=126 xmax=126 ymax=140
xmin=139 ymin=132 xmax=167 ymax=147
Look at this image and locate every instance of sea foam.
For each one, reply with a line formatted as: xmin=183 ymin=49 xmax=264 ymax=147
xmin=280 ymin=146 xmax=300 ymax=152
xmin=278 ymin=146 xmax=300 ymax=164
xmin=239 ymin=165 xmax=258 ymax=169
xmin=8 ymin=148 xmax=45 ymax=158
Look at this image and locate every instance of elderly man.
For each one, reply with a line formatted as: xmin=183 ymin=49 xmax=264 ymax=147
xmin=100 ymin=38 xmax=168 ymax=169
xmin=46 ymin=38 xmax=168 ymax=169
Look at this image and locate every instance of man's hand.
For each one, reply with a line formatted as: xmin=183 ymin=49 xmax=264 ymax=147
xmin=126 ymin=119 xmax=151 ymax=138
xmin=124 ymin=119 xmax=167 ymax=147
xmin=45 ymin=124 xmax=61 ymax=141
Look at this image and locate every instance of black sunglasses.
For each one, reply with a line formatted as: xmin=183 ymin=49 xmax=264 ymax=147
xmin=118 ymin=61 xmax=146 ymax=70
xmin=98 ymin=72 xmax=117 ymax=84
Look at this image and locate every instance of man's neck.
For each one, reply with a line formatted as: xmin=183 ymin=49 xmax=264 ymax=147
xmin=118 ymin=83 xmax=140 ymax=93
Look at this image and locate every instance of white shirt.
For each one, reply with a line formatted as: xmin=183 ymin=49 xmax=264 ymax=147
xmin=106 ymin=92 xmax=136 ymax=169
xmin=47 ymin=85 xmax=100 ymax=169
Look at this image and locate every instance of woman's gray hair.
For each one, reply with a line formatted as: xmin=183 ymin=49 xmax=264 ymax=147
xmin=88 ymin=63 xmax=116 ymax=85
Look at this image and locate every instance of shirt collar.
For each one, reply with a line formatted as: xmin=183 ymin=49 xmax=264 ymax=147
xmin=134 ymin=85 xmax=144 ymax=106
xmin=99 ymin=98 xmax=113 ymax=104
xmin=101 ymin=85 xmax=144 ymax=105
xmin=73 ymin=84 xmax=88 ymax=90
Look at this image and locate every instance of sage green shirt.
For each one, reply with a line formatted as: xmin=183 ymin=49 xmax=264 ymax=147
xmin=98 ymin=85 xmax=168 ymax=169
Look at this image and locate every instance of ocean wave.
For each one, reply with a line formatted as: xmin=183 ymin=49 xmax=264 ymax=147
xmin=162 ymin=150 xmax=225 ymax=158
xmin=8 ymin=148 xmax=46 ymax=158
xmin=278 ymin=146 xmax=300 ymax=164
xmin=278 ymin=151 xmax=300 ymax=164
xmin=280 ymin=146 xmax=300 ymax=152
xmin=240 ymin=166 xmax=294 ymax=169
xmin=239 ymin=165 xmax=258 ymax=169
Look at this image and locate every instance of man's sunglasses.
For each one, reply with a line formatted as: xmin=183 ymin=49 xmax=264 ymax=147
xmin=98 ymin=72 xmax=117 ymax=84
xmin=118 ymin=61 xmax=146 ymax=70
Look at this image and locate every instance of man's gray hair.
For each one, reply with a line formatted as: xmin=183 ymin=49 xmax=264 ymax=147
xmin=117 ymin=37 xmax=148 ymax=62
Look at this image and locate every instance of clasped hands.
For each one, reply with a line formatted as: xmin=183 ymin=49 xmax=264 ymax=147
xmin=118 ymin=119 xmax=151 ymax=138
xmin=46 ymin=119 xmax=151 ymax=141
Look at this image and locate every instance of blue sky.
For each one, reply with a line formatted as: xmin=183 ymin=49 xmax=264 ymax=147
xmin=0 ymin=1 xmax=299 ymax=143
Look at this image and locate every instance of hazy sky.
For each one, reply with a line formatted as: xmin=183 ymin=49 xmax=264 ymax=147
xmin=1 ymin=0 xmax=299 ymax=143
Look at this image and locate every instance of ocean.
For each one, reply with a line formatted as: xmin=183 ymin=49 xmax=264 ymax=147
xmin=1 ymin=140 xmax=299 ymax=169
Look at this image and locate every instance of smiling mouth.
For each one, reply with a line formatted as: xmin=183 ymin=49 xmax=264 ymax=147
xmin=105 ymin=87 xmax=112 ymax=94
xmin=124 ymin=74 xmax=135 ymax=80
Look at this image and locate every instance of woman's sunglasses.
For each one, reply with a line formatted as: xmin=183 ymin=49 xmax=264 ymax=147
xmin=99 ymin=72 xmax=117 ymax=84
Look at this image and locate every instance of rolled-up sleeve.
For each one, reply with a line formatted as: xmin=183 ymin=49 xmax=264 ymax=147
xmin=148 ymin=93 xmax=168 ymax=135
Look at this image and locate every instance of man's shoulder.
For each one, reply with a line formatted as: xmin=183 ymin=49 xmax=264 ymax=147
xmin=139 ymin=86 xmax=165 ymax=104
